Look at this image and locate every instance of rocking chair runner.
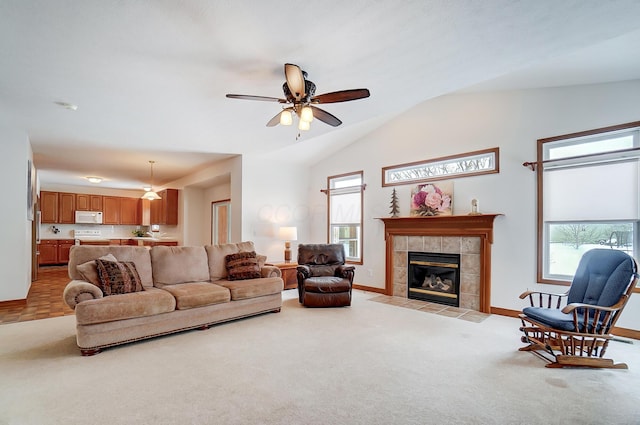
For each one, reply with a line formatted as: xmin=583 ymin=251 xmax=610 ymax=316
xmin=519 ymin=248 xmax=638 ymax=369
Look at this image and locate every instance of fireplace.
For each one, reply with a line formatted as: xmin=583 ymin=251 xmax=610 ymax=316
xmin=378 ymin=215 xmax=501 ymax=313
xmin=408 ymin=252 xmax=460 ymax=307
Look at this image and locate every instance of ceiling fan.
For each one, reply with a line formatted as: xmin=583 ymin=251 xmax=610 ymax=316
xmin=226 ymin=63 xmax=370 ymax=130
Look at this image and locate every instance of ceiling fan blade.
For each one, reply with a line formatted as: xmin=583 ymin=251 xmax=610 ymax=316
xmin=284 ymin=63 xmax=305 ymax=101
xmin=266 ymin=107 xmax=294 ymax=127
xmin=312 ymin=88 xmax=370 ymax=104
xmin=310 ymin=106 xmax=342 ymax=127
xmin=226 ymin=94 xmax=286 ymax=103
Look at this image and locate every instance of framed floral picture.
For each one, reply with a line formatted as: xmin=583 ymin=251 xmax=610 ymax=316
xmin=410 ymin=182 xmax=453 ymax=216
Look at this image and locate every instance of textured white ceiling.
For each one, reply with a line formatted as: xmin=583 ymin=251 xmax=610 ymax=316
xmin=2 ymin=1 xmax=640 ymax=190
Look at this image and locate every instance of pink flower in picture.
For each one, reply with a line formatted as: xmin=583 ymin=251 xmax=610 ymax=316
xmin=410 ymin=182 xmax=453 ymax=216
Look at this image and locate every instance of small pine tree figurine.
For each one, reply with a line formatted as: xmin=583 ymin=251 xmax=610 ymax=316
xmin=390 ymin=188 xmax=400 ymax=217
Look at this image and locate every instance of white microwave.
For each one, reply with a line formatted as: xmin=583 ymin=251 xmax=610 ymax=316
xmin=75 ymin=211 xmax=103 ymax=224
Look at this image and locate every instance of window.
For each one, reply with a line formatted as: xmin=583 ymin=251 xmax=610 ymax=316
xmin=382 ymin=147 xmax=499 ymax=186
xmin=327 ymin=171 xmax=364 ymax=263
xmin=537 ymin=121 xmax=640 ymax=285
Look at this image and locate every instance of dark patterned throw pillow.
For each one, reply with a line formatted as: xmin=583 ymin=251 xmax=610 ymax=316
xmin=225 ymin=251 xmax=261 ymax=281
xmin=95 ymin=259 xmax=143 ymax=296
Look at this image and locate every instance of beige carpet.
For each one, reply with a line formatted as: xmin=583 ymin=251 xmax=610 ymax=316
xmin=1 ymin=290 xmax=639 ymax=425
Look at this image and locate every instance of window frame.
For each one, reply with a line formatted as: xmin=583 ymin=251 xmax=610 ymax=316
xmin=381 ymin=147 xmax=499 ymax=187
xmin=536 ymin=121 xmax=640 ymax=290
xmin=326 ymin=171 xmax=364 ymax=264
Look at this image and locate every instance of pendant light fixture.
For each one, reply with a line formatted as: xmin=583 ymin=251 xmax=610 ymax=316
xmin=141 ymin=160 xmax=162 ymax=201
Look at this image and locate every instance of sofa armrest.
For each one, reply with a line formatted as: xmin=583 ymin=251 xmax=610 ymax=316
xmin=336 ymin=265 xmax=355 ymax=280
xmin=296 ymin=265 xmax=311 ymax=279
xmin=261 ymin=265 xmax=282 ymax=278
xmin=63 ymin=280 xmax=103 ymax=309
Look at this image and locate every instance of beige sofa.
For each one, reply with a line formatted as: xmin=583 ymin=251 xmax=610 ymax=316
xmin=63 ymin=242 xmax=283 ymax=355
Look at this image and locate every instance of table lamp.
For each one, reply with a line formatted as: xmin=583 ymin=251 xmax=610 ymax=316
xmin=278 ymin=227 xmax=298 ymax=262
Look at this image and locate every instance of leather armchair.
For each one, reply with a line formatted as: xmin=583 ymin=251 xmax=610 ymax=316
xmin=296 ymin=243 xmax=355 ymax=307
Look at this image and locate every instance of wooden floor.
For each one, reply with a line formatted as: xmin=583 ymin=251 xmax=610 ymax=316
xmin=0 ymin=266 xmax=74 ymax=324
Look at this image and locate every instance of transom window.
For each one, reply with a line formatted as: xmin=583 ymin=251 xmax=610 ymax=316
xmin=537 ymin=121 xmax=640 ymax=285
xmin=327 ymin=171 xmax=364 ymax=264
xmin=382 ymin=147 xmax=499 ymax=186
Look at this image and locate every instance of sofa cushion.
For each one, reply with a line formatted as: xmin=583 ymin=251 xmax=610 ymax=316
xmin=205 ymin=244 xmax=240 ymax=280
xmin=95 ymin=259 xmax=143 ymax=296
xmin=218 ymin=277 xmax=283 ymax=301
xmin=161 ymin=282 xmax=231 ymax=310
xmin=225 ymin=251 xmax=262 ymax=281
xmin=77 ymin=253 xmax=117 ymax=286
xmin=205 ymin=242 xmax=258 ymax=281
xmin=151 ymin=246 xmax=210 ymax=286
xmin=69 ymin=246 xmax=154 ymax=288
xmin=75 ymin=287 xmax=176 ymax=325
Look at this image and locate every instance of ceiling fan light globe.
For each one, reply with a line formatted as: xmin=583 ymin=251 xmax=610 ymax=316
xmin=280 ymin=110 xmax=293 ymax=126
xmin=298 ymin=120 xmax=310 ymax=131
xmin=300 ymin=106 xmax=314 ymax=122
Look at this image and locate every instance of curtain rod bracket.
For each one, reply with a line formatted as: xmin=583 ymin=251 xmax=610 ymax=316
xmin=522 ymin=161 xmax=537 ymax=171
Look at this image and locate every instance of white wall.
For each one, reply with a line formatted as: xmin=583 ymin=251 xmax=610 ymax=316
xmin=240 ymin=154 xmax=313 ymax=262
xmin=307 ymin=80 xmax=640 ymax=329
xmin=0 ymin=128 xmax=33 ymax=301
xmin=164 ymin=156 xmax=242 ymax=245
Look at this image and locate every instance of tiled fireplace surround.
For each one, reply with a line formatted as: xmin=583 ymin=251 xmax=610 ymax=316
xmin=393 ymin=235 xmax=481 ymax=310
xmin=379 ymin=215 xmax=500 ymax=313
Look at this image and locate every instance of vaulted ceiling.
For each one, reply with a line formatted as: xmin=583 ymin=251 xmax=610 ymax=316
xmin=2 ymin=1 xmax=640 ymax=190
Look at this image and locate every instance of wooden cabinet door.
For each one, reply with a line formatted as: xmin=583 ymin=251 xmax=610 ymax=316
xmin=149 ymin=197 xmax=162 ymax=225
xmin=58 ymin=192 xmax=75 ymax=223
xmin=57 ymin=240 xmax=75 ymax=264
xmin=149 ymin=189 xmax=178 ymax=225
xmin=38 ymin=240 xmax=58 ymax=265
xmin=163 ymin=189 xmax=178 ymax=225
xmin=76 ymin=194 xmax=90 ymax=211
xmin=120 ymin=197 xmax=140 ymax=225
xmin=102 ymin=196 xmax=121 ymax=224
xmin=90 ymin=195 xmax=103 ymax=211
xmin=40 ymin=191 xmax=58 ymax=223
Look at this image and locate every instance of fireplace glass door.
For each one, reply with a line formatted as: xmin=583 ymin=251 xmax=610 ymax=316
xmin=408 ymin=252 xmax=460 ymax=307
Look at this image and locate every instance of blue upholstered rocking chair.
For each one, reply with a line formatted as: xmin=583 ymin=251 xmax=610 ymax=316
xmin=519 ymin=249 xmax=638 ymax=369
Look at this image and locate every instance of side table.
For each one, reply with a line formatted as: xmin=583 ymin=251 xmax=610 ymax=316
xmin=268 ymin=261 xmax=298 ymax=290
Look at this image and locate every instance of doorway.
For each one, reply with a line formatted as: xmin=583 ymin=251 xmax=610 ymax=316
xmin=211 ymin=200 xmax=231 ymax=245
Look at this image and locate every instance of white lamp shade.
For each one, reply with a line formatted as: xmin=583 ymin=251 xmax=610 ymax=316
xmin=298 ymin=119 xmax=310 ymax=131
xmin=278 ymin=226 xmax=298 ymax=241
xmin=141 ymin=190 xmax=162 ymax=200
xmin=280 ymin=110 xmax=293 ymax=126
xmin=300 ymin=106 xmax=314 ymax=122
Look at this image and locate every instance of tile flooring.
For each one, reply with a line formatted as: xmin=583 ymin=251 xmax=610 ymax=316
xmin=0 ymin=266 xmax=74 ymax=324
xmin=369 ymin=294 xmax=490 ymax=323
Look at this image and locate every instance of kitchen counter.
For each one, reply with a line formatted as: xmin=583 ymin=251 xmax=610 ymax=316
xmin=76 ymin=238 xmax=179 ymax=246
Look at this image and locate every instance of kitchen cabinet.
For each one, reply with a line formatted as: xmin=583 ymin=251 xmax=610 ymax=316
xmin=58 ymin=192 xmax=76 ymax=224
xmin=76 ymin=194 xmax=103 ymax=211
xmin=103 ymin=196 xmax=140 ymax=225
xmin=149 ymin=189 xmax=178 ymax=225
xmin=38 ymin=239 xmax=75 ymax=265
xmin=40 ymin=191 xmax=58 ymax=223
xmin=57 ymin=239 xmax=75 ymax=263
xmin=125 ymin=239 xmax=178 ymax=247
xmin=120 ymin=197 xmax=140 ymax=225
xmin=38 ymin=240 xmax=58 ymax=265
xmin=102 ymin=196 xmax=121 ymax=224
xmin=78 ymin=240 xmax=111 ymax=246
